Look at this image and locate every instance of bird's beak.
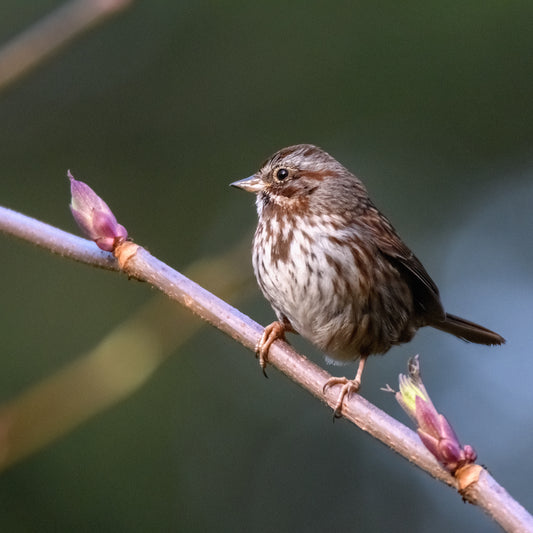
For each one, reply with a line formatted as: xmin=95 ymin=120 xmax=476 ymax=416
xmin=230 ymin=174 xmax=265 ymax=193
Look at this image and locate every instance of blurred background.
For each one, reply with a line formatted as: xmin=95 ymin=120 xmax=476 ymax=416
xmin=1 ymin=1 xmax=532 ymax=531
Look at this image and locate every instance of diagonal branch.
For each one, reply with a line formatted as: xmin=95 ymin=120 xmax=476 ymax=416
xmin=0 ymin=204 xmax=532 ymax=533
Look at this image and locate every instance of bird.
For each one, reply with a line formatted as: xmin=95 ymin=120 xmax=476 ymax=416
xmin=231 ymin=144 xmax=505 ymax=417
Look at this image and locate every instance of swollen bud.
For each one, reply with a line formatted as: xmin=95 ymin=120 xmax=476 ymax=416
xmin=68 ymin=170 xmax=128 ymax=252
xmin=395 ymin=355 xmax=477 ymax=474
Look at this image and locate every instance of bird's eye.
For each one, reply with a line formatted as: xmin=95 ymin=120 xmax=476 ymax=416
xmin=276 ymin=168 xmax=289 ymax=181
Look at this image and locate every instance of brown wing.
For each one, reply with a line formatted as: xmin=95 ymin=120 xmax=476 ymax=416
xmin=360 ymin=206 xmax=445 ymax=321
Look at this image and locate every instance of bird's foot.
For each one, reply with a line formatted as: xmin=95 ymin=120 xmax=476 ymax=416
xmin=256 ymin=321 xmax=286 ymax=377
xmin=322 ymin=357 xmax=367 ymax=418
xmin=323 ymin=377 xmax=361 ymax=418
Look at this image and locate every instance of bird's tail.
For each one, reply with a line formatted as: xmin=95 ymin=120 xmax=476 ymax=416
xmin=431 ymin=313 xmax=505 ymax=346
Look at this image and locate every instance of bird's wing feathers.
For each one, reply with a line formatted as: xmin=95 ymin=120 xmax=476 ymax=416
xmin=360 ymin=207 xmax=445 ymax=319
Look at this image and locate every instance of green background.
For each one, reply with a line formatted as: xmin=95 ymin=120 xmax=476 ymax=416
xmin=1 ymin=1 xmax=532 ymax=531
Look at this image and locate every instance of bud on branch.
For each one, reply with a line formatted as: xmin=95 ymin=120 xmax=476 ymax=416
xmin=395 ymin=355 xmax=477 ymax=474
xmin=69 ymin=170 xmax=128 ymax=252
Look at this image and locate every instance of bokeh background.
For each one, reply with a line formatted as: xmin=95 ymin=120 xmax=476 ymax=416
xmin=1 ymin=1 xmax=533 ymax=531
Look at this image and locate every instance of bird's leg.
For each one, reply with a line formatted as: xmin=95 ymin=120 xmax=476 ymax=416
xmin=256 ymin=321 xmax=289 ymax=377
xmin=323 ymin=356 xmax=368 ymax=418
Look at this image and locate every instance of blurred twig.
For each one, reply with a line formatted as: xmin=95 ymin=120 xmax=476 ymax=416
xmin=0 ymin=0 xmax=133 ymax=92
xmin=1 ymin=206 xmax=532 ymax=533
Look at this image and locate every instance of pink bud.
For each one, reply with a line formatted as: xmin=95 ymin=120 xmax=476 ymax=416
xmin=415 ymin=394 xmax=441 ymax=436
xmin=463 ymin=445 xmax=477 ymax=464
xmin=396 ymin=356 xmax=478 ymax=474
xmin=418 ymin=430 xmax=440 ymax=459
xmin=69 ymin=171 xmax=128 ymax=252
xmin=438 ymin=438 xmax=463 ymax=468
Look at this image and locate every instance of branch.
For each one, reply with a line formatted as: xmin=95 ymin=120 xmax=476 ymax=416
xmin=0 ymin=206 xmax=117 ymax=269
xmin=1 ymin=205 xmax=532 ymax=533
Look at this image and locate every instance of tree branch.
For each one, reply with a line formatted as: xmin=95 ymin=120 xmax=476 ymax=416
xmin=0 ymin=206 xmax=117 ymax=269
xmin=1 ymin=205 xmax=532 ymax=533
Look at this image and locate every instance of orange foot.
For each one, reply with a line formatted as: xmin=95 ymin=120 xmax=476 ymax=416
xmin=256 ymin=321 xmax=287 ymax=377
xmin=323 ymin=356 xmax=367 ymax=418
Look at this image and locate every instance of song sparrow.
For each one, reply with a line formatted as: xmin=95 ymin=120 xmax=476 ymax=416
xmin=231 ymin=144 xmax=504 ymax=417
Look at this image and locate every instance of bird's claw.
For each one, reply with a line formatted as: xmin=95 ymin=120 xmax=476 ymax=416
xmin=323 ymin=377 xmax=361 ymax=419
xmin=323 ymin=356 xmax=367 ymax=419
xmin=255 ymin=321 xmax=286 ymax=378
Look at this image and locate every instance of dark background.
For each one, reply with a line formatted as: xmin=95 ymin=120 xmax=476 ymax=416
xmin=1 ymin=1 xmax=532 ymax=531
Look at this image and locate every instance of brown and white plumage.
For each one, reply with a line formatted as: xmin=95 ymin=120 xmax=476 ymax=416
xmin=232 ymin=144 xmax=504 ymax=416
